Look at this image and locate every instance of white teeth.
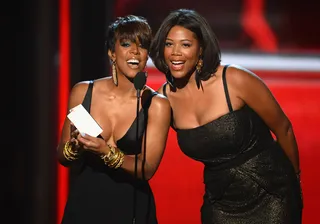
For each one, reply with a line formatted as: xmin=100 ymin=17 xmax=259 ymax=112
xmin=127 ymin=59 xmax=139 ymax=64
xmin=172 ymin=61 xmax=184 ymax=65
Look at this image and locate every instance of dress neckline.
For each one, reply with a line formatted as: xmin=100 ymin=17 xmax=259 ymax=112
xmin=175 ymin=105 xmax=249 ymax=132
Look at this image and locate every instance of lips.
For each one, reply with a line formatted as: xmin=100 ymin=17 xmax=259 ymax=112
xmin=127 ymin=58 xmax=140 ymax=69
xmin=170 ymin=60 xmax=185 ymax=71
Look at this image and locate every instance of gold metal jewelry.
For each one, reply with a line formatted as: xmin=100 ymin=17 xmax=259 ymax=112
xmin=196 ymin=58 xmax=203 ymax=74
xmin=112 ymin=61 xmax=118 ymax=86
xmin=63 ymin=141 xmax=79 ymax=161
xmin=100 ymin=144 xmax=125 ymax=169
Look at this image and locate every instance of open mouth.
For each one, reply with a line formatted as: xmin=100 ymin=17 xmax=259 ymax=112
xmin=127 ymin=59 xmax=140 ymax=68
xmin=171 ymin=60 xmax=185 ymax=70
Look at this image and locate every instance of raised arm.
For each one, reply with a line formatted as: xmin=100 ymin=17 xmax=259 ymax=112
xmin=227 ymin=66 xmax=300 ymax=173
xmin=56 ymin=82 xmax=89 ymax=166
xmin=77 ymin=94 xmax=172 ymax=180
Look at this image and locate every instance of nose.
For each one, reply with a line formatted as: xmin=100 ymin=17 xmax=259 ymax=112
xmin=130 ymin=44 xmax=140 ymax=55
xmin=171 ymin=45 xmax=181 ymax=56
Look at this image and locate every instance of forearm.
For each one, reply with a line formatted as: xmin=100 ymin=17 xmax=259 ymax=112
xmin=57 ymin=141 xmax=81 ymax=167
xmin=120 ymin=155 xmax=154 ymax=180
xmin=100 ymin=144 xmax=156 ymax=180
xmin=277 ymin=125 xmax=300 ymax=173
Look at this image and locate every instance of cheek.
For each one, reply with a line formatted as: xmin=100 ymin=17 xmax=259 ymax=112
xmin=185 ymin=52 xmax=199 ymax=66
xmin=164 ymin=47 xmax=171 ymax=57
xmin=141 ymin=51 xmax=149 ymax=61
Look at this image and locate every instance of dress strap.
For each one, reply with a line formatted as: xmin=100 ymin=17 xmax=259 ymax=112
xmin=81 ymin=80 xmax=94 ymax=113
xmin=162 ymin=82 xmax=168 ymax=97
xmin=222 ymin=65 xmax=233 ymax=112
xmin=160 ymin=82 xmax=176 ymax=131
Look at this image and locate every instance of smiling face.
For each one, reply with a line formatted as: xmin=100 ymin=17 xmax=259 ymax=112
xmin=164 ymin=25 xmax=202 ymax=79
xmin=109 ymin=38 xmax=148 ymax=79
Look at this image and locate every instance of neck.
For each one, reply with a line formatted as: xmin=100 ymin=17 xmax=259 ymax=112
xmin=174 ymin=70 xmax=197 ymax=90
xmin=112 ymin=74 xmax=139 ymax=98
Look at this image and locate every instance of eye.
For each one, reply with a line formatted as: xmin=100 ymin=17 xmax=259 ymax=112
xmin=165 ymin=42 xmax=172 ymax=47
xmin=182 ymin=43 xmax=191 ymax=48
xmin=120 ymin=41 xmax=131 ymax=47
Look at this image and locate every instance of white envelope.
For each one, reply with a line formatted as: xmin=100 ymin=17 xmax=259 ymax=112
xmin=67 ymin=104 xmax=103 ymax=137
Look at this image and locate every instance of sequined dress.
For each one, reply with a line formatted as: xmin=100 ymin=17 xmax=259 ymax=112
xmin=61 ymin=81 xmax=158 ymax=224
xmin=166 ymin=65 xmax=303 ymax=223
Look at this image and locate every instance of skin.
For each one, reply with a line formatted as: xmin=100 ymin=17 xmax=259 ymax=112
xmin=158 ymin=25 xmax=300 ymax=173
xmin=57 ymin=38 xmax=171 ymax=180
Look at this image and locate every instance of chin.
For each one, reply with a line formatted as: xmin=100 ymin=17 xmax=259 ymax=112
xmin=171 ymin=71 xmax=188 ymax=79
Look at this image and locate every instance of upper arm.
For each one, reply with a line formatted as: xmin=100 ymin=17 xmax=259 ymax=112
xmin=229 ymin=66 xmax=290 ymax=137
xmin=59 ymin=81 xmax=90 ymax=143
xmin=141 ymin=94 xmax=171 ymax=177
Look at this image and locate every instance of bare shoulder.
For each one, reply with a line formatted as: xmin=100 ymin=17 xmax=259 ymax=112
xmin=153 ymin=92 xmax=170 ymax=107
xmin=223 ymin=64 xmax=264 ymax=88
xmin=70 ymin=80 xmax=93 ymax=97
xmin=145 ymin=86 xmax=170 ymax=111
xmin=89 ymin=77 xmax=112 ymax=91
xmin=68 ymin=81 xmax=92 ymax=107
xmin=148 ymin=92 xmax=171 ymax=121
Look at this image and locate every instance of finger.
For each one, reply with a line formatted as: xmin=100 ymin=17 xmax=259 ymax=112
xmin=70 ymin=138 xmax=80 ymax=148
xmin=79 ymin=132 xmax=95 ymax=141
xmin=70 ymin=123 xmax=76 ymax=132
xmin=82 ymin=141 xmax=95 ymax=150
xmin=71 ymin=129 xmax=80 ymax=139
xmin=78 ymin=135 xmax=93 ymax=148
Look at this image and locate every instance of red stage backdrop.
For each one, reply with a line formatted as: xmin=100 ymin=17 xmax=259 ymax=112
xmin=148 ymin=68 xmax=320 ymax=224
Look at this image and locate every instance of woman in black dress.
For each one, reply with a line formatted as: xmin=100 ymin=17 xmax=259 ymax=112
xmin=57 ymin=15 xmax=171 ymax=224
xmin=150 ymin=9 xmax=303 ymax=224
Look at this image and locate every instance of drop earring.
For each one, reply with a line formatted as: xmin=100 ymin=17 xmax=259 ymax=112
xmin=112 ymin=61 xmax=118 ymax=86
xmin=195 ymin=58 xmax=203 ymax=89
xmin=196 ymin=58 xmax=203 ymax=74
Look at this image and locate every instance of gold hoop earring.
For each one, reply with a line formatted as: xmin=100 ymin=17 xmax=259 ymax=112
xmin=112 ymin=61 xmax=118 ymax=86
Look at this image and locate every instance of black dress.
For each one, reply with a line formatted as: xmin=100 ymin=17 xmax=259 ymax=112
xmin=165 ymin=65 xmax=303 ymax=224
xmin=61 ymin=81 xmax=158 ymax=224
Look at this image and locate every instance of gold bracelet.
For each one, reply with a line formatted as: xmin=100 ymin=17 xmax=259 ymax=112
xmin=63 ymin=141 xmax=79 ymax=161
xmin=100 ymin=144 xmax=125 ymax=169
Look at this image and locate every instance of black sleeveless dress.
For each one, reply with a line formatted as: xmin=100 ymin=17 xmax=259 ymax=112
xmin=164 ymin=65 xmax=303 ymax=224
xmin=61 ymin=81 xmax=158 ymax=224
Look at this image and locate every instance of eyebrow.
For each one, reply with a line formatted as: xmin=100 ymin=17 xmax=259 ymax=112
xmin=166 ymin=38 xmax=192 ymax=42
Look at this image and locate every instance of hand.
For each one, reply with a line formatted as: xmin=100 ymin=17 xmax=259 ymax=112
xmin=77 ymin=132 xmax=108 ymax=155
xmin=70 ymin=123 xmax=81 ymax=151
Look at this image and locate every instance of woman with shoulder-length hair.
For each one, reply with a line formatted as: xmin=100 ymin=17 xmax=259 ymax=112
xmin=150 ymin=8 xmax=303 ymax=224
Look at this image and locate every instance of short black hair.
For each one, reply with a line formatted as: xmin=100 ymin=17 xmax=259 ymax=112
xmin=150 ymin=9 xmax=221 ymax=82
xmin=106 ymin=15 xmax=152 ymax=53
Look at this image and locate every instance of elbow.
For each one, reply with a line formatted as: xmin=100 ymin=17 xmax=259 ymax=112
xmin=284 ymin=121 xmax=293 ymax=136
xmin=56 ymin=146 xmax=70 ymax=167
xmin=141 ymin=166 xmax=157 ymax=181
xmin=142 ymin=170 xmax=154 ymax=181
xmin=57 ymin=154 xmax=68 ymax=167
xmin=275 ymin=120 xmax=293 ymax=139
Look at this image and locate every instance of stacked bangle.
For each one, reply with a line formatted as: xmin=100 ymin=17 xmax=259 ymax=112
xmin=100 ymin=144 xmax=125 ymax=169
xmin=63 ymin=141 xmax=80 ymax=161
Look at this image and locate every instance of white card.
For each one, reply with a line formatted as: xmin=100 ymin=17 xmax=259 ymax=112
xmin=67 ymin=104 xmax=103 ymax=137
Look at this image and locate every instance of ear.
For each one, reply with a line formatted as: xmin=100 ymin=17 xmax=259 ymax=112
xmin=108 ymin=50 xmax=115 ymax=62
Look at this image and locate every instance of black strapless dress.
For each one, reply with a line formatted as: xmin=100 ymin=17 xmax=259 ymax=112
xmin=61 ymin=81 xmax=158 ymax=224
xmin=168 ymin=65 xmax=303 ymax=223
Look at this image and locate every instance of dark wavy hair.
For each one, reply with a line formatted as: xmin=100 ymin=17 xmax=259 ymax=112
xmin=150 ymin=9 xmax=221 ymax=86
xmin=105 ymin=15 xmax=152 ymax=53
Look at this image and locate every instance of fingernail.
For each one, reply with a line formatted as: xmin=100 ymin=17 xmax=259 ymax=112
xmin=80 ymin=132 xmax=86 ymax=137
